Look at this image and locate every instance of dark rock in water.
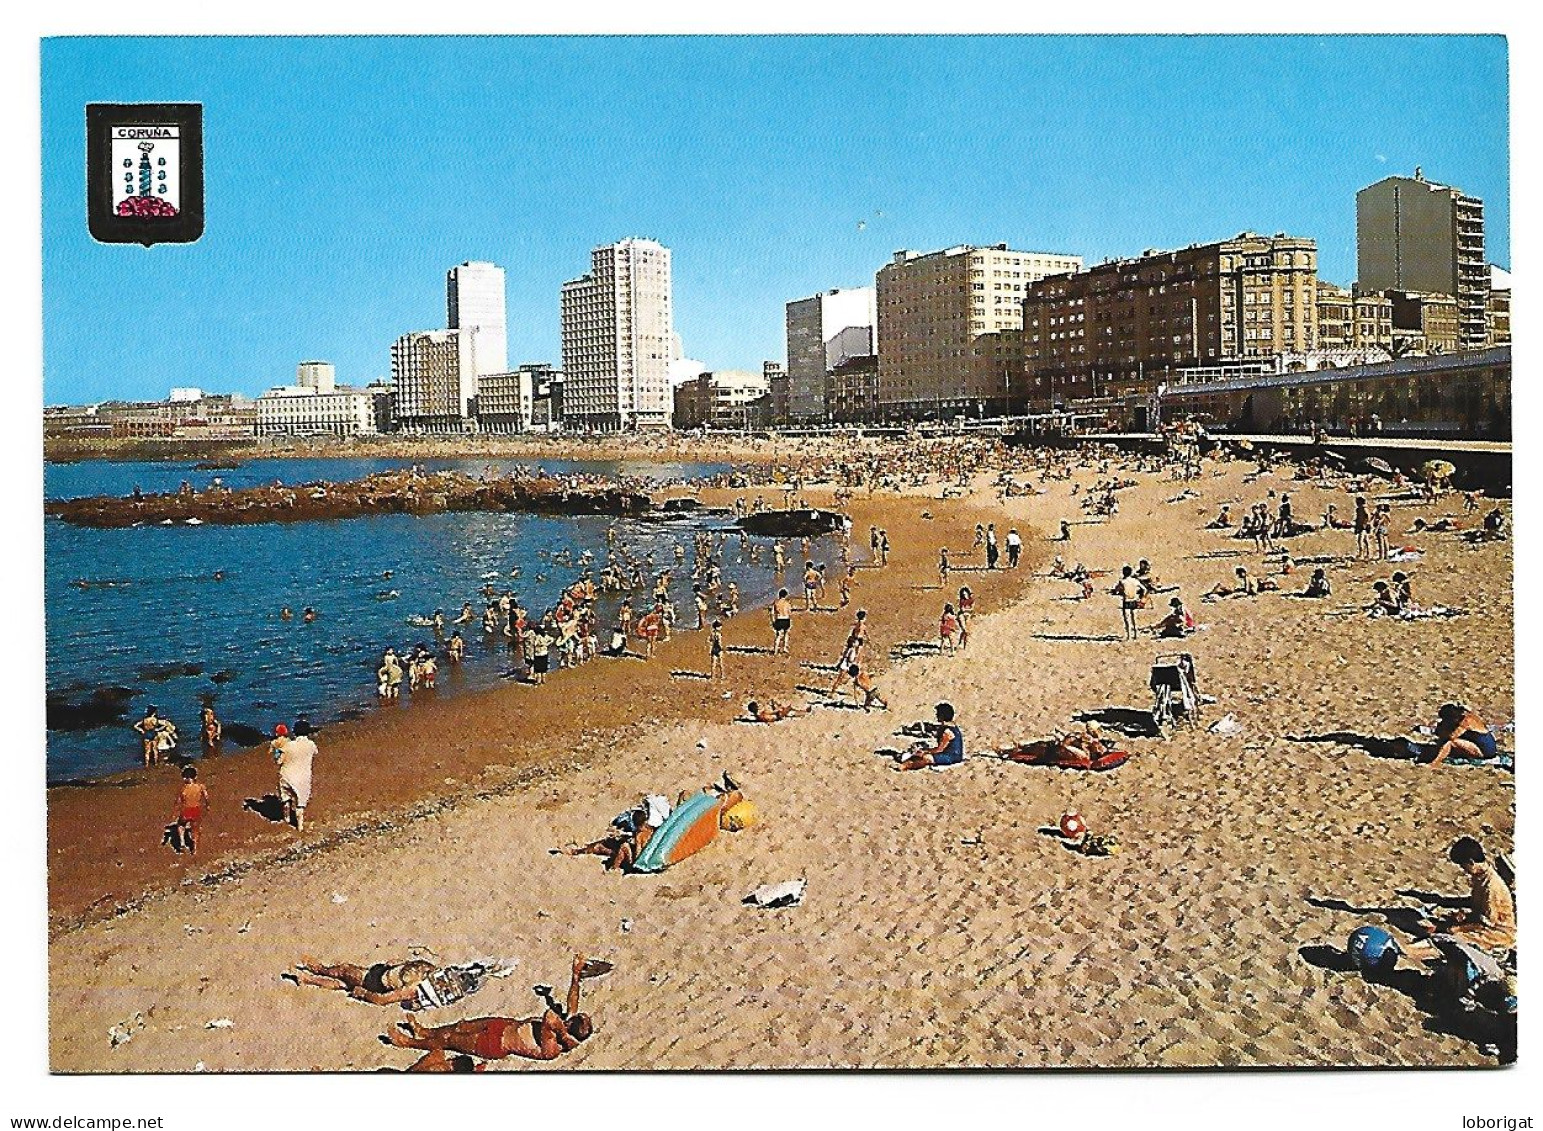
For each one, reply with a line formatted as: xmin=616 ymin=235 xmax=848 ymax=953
xmin=736 ymin=509 xmax=848 ymax=538
xmin=46 ymin=686 xmax=139 ymax=732
xmin=135 ymin=661 xmax=205 ymax=682
xmin=661 ymin=497 xmax=703 ymax=512
xmin=208 ymin=669 xmax=237 ymax=684
xmin=221 ymin=722 xmax=268 ymax=747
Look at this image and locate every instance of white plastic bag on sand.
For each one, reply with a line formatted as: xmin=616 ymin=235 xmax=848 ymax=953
xmin=744 ymin=878 xmax=807 ymax=909
xmin=1209 ymin=714 xmax=1243 ymax=737
xmin=205 ymin=1018 xmax=234 ymax=1030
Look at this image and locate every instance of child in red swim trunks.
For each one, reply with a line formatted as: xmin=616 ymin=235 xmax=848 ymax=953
xmin=173 ymin=765 xmax=209 ymax=855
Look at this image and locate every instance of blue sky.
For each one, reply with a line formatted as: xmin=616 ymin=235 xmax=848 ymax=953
xmin=42 ymin=35 xmax=1509 ymax=404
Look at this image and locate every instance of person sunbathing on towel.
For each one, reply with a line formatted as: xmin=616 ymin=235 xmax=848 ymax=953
xmin=386 ymin=954 xmax=605 ymax=1063
xmin=559 ymin=794 xmax=672 ymax=871
xmin=289 ymin=956 xmax=496 ymax=1009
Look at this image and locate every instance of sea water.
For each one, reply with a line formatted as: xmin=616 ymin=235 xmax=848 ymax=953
xmin=45 ymin=456 xmax=821 ymax=783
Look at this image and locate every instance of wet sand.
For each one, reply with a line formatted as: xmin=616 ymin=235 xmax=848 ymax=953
xmin=47 ymin=489 xmax=1026 ymax=934
xmin=47 ymin=458 xmax=1513 ymax=1070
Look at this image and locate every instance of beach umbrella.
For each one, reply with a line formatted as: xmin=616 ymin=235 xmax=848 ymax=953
xmin=1422 ymin=459 xmax=1457 ymax=480
xmin=1363 ymin=457 xmax=1395 ymax=475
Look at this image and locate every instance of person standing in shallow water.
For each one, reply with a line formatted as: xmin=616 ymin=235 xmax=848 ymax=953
xmin=134 ymin=705 xmax=174 ymax=767
xmin=199 ymin=706 xmax=222 ymax=760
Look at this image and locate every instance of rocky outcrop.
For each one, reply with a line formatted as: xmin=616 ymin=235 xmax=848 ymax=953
xmin=45 ymin=470 xmax=656 ymax=529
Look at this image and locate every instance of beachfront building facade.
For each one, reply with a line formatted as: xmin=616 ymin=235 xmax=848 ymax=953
xmin=391 ymin=329 xmax=471 ymax=432
xmin=1386 ymin=290 xmax=1460 ymax=355
xmin=82 ymin=393 xmax=259 ymax=440
xmin=672 ymin=369 xmax=771 ymax=431
xmin=447 ymin=260 xmax=509 ymax=385
xmin=1159 ymin=345 xmax=1510 ymax=439
xmin=256 ymin=385 xmax=377 ymax=437
xmin=475 ymin=363 xmax=562 ymax=433
xmin=784 ymin=287 xmax=877 ymax=421
xmin=877 ymin=244 xmax=1083 ymax=421
xmin=763 ymin=361 xmax=789 ymax=425
xmin=1487 ymin=266 xmax=1511 ymax=347
xmin=1021 ymin=233 xmax=1318 ymax=411
xmin=1356 ymin=170 xmax=1487 ymax=350
xmin=827 ymin=353 xmax=879 ymax=424
xmin=560 ymin=238 xmax=674 ymax=431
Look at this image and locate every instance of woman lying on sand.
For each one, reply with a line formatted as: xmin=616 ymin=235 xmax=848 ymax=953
xmin=745 ymin=699 xmax=810 ymax=723
xmin=1204 ymin=565 xmax=1276 ymax=600
xmin=385 ymin=954 xmax=608 ymax=1064
xmin=559 ymin=775 xmax=744 ymax=869
xmin=558 ymin=793 xmax=673 ymax=871
xmin=289 ymin=956 xmax=505 ymax=1010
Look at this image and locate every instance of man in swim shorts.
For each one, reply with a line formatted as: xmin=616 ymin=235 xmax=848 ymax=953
xmin=384 ymin=954 xmax=602 ymax=1063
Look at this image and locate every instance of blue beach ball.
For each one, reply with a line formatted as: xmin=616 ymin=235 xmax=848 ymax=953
xmin=1348 ymin=926 xmax=1400 ymax=976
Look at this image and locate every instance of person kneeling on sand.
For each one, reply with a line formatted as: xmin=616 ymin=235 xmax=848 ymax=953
xmin=1303 ymin=568 xmax=1332 ymax=598
xmin=559 ymin=793 xmax=673 ymax=871
xmin=1401 ymin=837 xmax=1516 ymax=960
xmin=745 ymin=699 xmax=810 ymax=723
xmin=385 ymin=954 xmax=608 ymax=1064
xmin=893 ymin=702 xmax=964 ymax=771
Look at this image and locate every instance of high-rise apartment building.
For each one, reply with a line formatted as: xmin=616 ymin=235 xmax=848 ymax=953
xmin=446 ymin=261 xmax=509 ymax=386
xmin=784 ymin=288 xmax=877 ymax=420
xmin=391 ymin=329 xmax=466 ymax=432
xmin=876 ymin=244 xmax=1082 ymax=419
xmin=1356 ymin=170 xmax=1487 ymax=349
xmin=1021 ymin=234 xmax=1316 ymax=408
xmin=560 ymin=238 xmax=674 ymax=431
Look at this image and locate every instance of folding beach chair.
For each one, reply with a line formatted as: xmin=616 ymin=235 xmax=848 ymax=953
xmin=1150 ymin=652 xmax=1200 ymax=733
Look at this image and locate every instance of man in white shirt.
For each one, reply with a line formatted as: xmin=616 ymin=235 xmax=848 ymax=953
xmin=271 ymin=720 xmax=318 ymax=831
xmin=1006 ymin=528 xmax=1023 ymax=568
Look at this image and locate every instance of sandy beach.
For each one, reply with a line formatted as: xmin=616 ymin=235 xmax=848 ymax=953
xmin=47 ymin=450 xmax=1514 ymax=1071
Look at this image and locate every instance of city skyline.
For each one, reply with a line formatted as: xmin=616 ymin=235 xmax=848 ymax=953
xmin=42 ymin=35 xmax=1509 ymax=404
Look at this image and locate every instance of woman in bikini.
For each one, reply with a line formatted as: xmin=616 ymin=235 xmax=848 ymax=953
xmin=385 ymin=956 xmax=607 ymax=1064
